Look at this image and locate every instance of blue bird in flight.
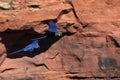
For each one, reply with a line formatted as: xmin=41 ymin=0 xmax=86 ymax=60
xmin=7 ymin=40 xmax=40 ymax=56
xmin=48 ymin=21 xmax=62 ymax=36
xmin=7 ymin=35 xmax=47 ymax=56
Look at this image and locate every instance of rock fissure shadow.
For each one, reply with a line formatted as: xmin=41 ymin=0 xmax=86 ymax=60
xmin=0 ymin=28 xmax=64 ymax=58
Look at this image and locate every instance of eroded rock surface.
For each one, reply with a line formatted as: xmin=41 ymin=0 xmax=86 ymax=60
xmin=0 ymin=0 xmax=120 ymax=80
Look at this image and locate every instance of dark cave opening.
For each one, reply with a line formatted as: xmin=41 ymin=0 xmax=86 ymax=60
xmin=0 ymin=28 xmax=62 ymax=58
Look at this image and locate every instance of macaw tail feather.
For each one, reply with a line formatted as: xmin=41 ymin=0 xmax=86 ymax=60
xmin=7 ymin=49 xmax=23 ymax=56
xmin=32 ymin=35 xmax=47 ymax=41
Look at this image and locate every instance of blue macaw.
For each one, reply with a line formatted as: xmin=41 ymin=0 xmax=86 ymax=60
xmin=7 ymin=35 xmax=47 ymax=56
xmin=7 ymin=40 xmax=39 ymax=56
xmin=48 ymin=21 xmax=62 ymax=36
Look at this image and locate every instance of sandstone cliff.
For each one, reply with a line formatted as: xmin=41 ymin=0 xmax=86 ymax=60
xmin=0 ymin=0 xmax=120 ymax=80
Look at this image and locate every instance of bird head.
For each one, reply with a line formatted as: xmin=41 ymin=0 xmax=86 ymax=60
xmin=55 ymin=32 xmax=62 ymax=37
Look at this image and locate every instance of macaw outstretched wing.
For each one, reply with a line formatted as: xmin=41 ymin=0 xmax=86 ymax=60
xmin=48 ymin=21 xmax=58 ymax=32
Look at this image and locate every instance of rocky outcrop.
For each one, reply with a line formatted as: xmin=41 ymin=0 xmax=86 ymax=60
xmin=0 ymin=0 xmax=120 ymax=80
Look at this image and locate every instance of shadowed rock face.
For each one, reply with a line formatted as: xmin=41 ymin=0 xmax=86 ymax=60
xmin=0 ymin=0 xmax=120 ymax=80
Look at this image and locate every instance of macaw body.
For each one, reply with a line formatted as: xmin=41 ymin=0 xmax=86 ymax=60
xmin=48 ymin=21 xmax=62 ymax=37
xmin=23 ymin=40 xmax=39 ymax=51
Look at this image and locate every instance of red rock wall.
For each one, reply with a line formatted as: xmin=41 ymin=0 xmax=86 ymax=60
xmin=0 ymin=0 xmax=120 ymax=80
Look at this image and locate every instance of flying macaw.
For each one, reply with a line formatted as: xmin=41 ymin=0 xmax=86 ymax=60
xmin=48 ymin=21 xmax=62 ymax=36
xmin=7 ymin=36 xmax=47 ymax=56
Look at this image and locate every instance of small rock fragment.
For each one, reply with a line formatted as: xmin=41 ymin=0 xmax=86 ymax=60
xmin=0 ymin=2 xmax=11 ymax=9
xmin=0 ymin=0 xmax=13 ymax=10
